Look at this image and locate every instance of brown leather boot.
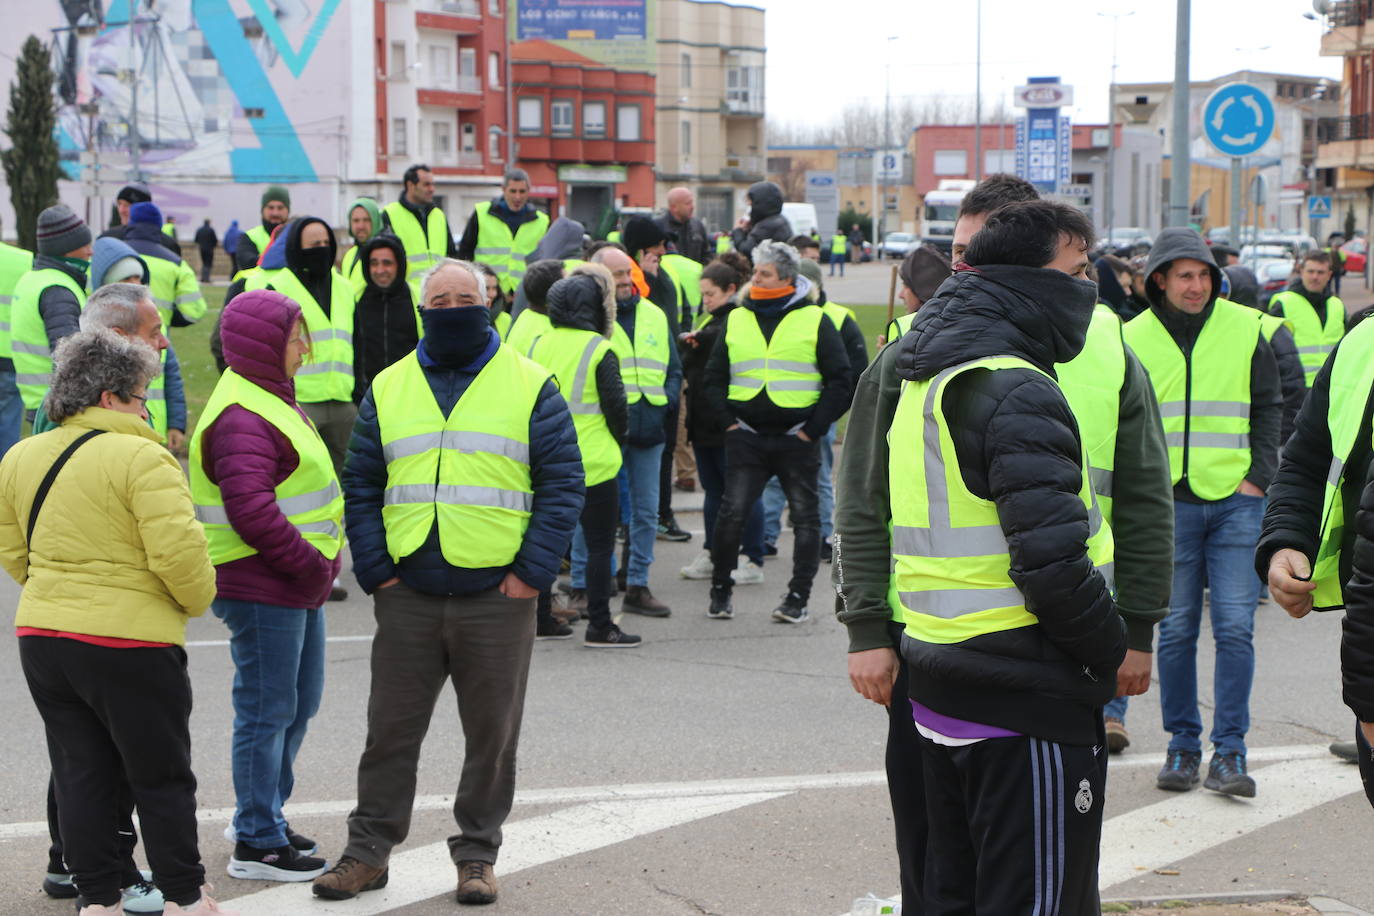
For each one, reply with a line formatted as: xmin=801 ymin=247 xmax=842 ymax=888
xmin=311 ymin=856 xmax=388 ymax=900
xmin=456 ymin=860 xmax=498 ymax=905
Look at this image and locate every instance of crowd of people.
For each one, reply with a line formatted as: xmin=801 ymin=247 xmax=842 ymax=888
xmin=0 ymin=164 xmax=1372 ymax=915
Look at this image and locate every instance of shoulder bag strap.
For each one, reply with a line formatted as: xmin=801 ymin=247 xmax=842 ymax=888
xmin=26 ymin=429 xmax=106 ymax=550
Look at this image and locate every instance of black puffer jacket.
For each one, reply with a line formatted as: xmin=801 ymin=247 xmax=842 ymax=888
xmin=1343 ymin=453 xmax=1374 ymax=722
xmin=682 ymin=300 xmax=738 ymax=447
xmin=546 ymin=272 xmax=628 ymax=446
xmin=353 ymin=235 xmax=419 ymax=402
xmin=892 ymin=264 xmax=1126 ymax=745
xmin=730 ymin=181 xmax=793 ymax=259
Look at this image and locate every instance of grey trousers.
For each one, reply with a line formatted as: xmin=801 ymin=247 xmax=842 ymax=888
xmin=344 ymin=582 xmax=536 ymax=866
xmin=300 ymin=399 xmax=358 ymax=477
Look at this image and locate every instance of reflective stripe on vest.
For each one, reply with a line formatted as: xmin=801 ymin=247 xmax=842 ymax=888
xmin=888 ymin=356 xmax=1114 ymax=644
xmin=1271 ymin=290 xmax=1345 ymax=387
xmin=530 ymin=327 xmax=623 ymax=486
xmin=247 ymin=268 xmax=356 ymax=403
xmin=372 ymin=346 xmax=550 ymax=568
xmin=507 ymin=309 xmax=553 ymax=357
xmin=383 ymin=201 xmax=449 ymax=280
xmin=473 ymin=202 xmax=549 ymax=295
xmin=725 ymin=305 xmax=823 ymax=408
xmin=1124 ymin=298 xmax=1258 ymax=501
xmin=1057 ymin=304 xmax=1127 ymax=521
xmin=188 ymin=369 xmax=344 ymax=564
xmin=12 ymin=268 xmax=88 ymax=409
xmin=0 ymin=242 xmax=33 ymax=360
xmin=610 ymin=299 xmax=671 ymax=406
xmin=1311 ymin=318 xmax=1374 ymax=609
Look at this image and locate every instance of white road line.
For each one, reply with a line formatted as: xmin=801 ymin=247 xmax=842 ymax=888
xmin=222 ymin=792 xmax=787 ymax=915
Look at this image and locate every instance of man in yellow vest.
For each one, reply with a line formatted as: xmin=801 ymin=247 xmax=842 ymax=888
xmin=233 ymin=185 xmax=292 ymax=278
xmin=0 ymin=239 xmax=34 ymax=454
xmin=244 ymin=217 xmax=357 ymax=473
xmin=381 ymin=165 xmax=457 ymax=283
xmin=881 ymin=199 xmax=1122 ymax=914
xmin=1126 ymin=227 xmax=1283 ymax=797
xmin=1268 ymin=250 xmax=1345 ymax=387
xmin=700 ymin=239 xmax=851 ymax=623
xmin=341 ymin=197 xmax=383 ymax=291
xmin=828 ymin=230 xmax=847 ymax=277
xmin=312 ymin=259 xmax=584 ymax=905
xmin=834 ymin=174 xmax=1172 ymax=908
xmin=457 ymin=168 xmax=549 ymax=297
xmin=12 ymin=205 xmax=92 ymax=417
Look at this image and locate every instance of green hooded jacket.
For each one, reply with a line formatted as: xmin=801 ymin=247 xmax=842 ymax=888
xmin=341 ymin=197 xmax=383 ymax=288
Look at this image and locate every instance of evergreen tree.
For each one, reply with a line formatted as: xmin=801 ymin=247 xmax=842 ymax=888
xmin=2 ymin=37 xmax=61 ymax=252
xmin=1345 ymin=206 xmax=1357 ymax=243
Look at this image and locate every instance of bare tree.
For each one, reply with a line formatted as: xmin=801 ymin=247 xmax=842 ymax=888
xmin=768 ymin=92 xmax=1014 ymax=150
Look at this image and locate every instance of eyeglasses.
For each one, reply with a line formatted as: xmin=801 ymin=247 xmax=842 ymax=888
xmin=128 ymin=392 xmax=148 ymax=406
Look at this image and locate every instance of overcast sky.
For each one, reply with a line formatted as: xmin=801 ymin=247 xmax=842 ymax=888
xmin=749 ymin=0 xmax=1342 ymax=132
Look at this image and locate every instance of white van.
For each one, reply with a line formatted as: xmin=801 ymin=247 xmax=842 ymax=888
xmin=781 ymin=202 xmax=818 ymax=238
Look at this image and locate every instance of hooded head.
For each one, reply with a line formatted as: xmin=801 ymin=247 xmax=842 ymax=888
xmin=361 ymin=234 xmax=406 ymax=291
xmin=745 ymin=181 xmax=784 ymax=224
xmin=529 ymin=216 xmax=587 ymax=262
xmin=348 ymin=197 xmax=382 ymax=243
xmin=262 ymin=217 xmax=337 ymax=278
xmin=1143 ymin=227 xmax=1221 ymax=315
xmin=91 ymin=237 xmax=150 ymax=288
xmin=547 ymin=263 xmax=617 ymax=337
xmin=220 ymin=289 xmax=304 ymax=389
xmin=1223 ymin=264 xmax=1260 ymax=309
xmin=796 ymin=258 xmax=824 ymax=301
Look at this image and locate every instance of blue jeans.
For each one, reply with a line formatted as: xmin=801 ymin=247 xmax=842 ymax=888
xmin=829 ymin=250 xmax=845 ymax=276
xmin=213 ymin=600 xmax=326 ymax=848
xmin=0 ymin=369 xmax=22 ymax=458
xmin=1157 ymin=494 xmax=1264 ymax=757
xmin=764 ymin=424 xmax=835 ymax=544
xmin=573 ymin=443 xmax=663 ymax=588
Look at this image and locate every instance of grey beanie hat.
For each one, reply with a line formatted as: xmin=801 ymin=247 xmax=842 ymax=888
xmin=36 ymin=204 xmax=93 ymax=257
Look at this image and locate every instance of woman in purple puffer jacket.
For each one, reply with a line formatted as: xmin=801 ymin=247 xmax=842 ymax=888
xmin=187 ymin=289 xmax=343 ymax=883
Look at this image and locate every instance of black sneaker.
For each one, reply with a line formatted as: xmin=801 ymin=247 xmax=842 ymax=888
xmin=820 ymin=540 xmax=833 ymax=563
xmin=707 ymin=585 xmax=734 ymax=620
xmin=1204 ymin=752 xmax=1256 ymax=797
xmin=41 ymin=872 xmax=76 ymax=899
xmin=763 ymin=542 xmax=778 ymax=557
xmin=584 ymin=623 xmax=642 ymax=648
xmin=771 ymin=591 xmax=810 ymax=624
xmin=656 ymin=516 xmax=692 ymax=542
xmin=1155 ymin=749 xmax=1202 ymax=792
xmin=536 ymin=618 xmax=574 ymax=640
xmin=228 ymin=841 xmax=328 ymax=881
xmin=286 ymin=825 xmax=319 ymax=855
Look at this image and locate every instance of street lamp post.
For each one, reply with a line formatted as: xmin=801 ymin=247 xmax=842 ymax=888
xmin=1169 ymin=0 xmax=1191 ymax=227
xmin=975 ymin=0 xmax=983 ymax=181
xmin=882 ymin=35 xmax=896 ymax=246
xmin=1099 ymin=10 xmax=1134 ymax=246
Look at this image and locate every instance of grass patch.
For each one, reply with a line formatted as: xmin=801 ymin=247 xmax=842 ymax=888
xmin=170 ymin=284 xmax=223 ymax=436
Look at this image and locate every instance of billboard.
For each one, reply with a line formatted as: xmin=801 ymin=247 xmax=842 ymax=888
xmin=1014 ymin=77 xmax=1072 ymax=196
xmin=511 ymin=0 xmax=656 ymax=69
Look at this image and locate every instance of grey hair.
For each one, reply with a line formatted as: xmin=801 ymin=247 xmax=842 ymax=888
xmin=81 ymin=283 xmax=150 ymax=334
xmin=503 ymin=167 xmax=530 ymax=185
xmin=418 ymin=258 xmax=487 ymax=306
xmin=752 ymin=238 xmax=801 ymax=282
xmin=46 ymin=329 xmax=161 ymax=424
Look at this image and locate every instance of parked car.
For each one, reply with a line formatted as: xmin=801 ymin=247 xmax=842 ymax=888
xmin=1343 ymin=236 xmax=1367 ymax=274
xmin=880 ymin=232 xmax=918 ymax=260
xmin=1105 ymin=227 xmax=1153 ymax=251
xmin=1249 ymin=258 xmax=1296 ymax=307
xmin=858 ymin=240 xmax=874 ymax=263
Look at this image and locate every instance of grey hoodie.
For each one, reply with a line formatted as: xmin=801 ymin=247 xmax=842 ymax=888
xmin=511 ymin=217 xmax=586 ymax=320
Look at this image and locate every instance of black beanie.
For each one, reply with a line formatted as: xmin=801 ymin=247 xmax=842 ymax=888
xmin=622 ymin=216 xmax=667 ymax=257
xmin=899 ymin=244 xmax=953 ymax=303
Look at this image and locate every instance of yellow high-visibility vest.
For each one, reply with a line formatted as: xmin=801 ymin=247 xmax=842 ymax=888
xmin=383 ymin=200 xmax=450 ymax=280
xmin=246 ymin=268 xmax=356 ymax=403
xmin=1270 ymin=290 xmax=1345 ymax=387
xmin=725 ymin=305 xmax=824 ymax=409
xmin=472 ymin=202 xmax=549 ymax=296
xmin=610 ymin=299 xmax=671 ymax=406
xmin=12 ymin=268 xmax=87 ymax=410
xmin=530 ymin=327 xmax=622 ymax=485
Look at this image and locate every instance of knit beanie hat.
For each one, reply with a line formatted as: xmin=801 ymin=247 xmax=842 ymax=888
xmin=796 ymin=257 xmax=824 ymax=292
xmin=129 ymin=201 xmax=163 ymax=226
xmin=899 ymin=244 xmax=953 ymax=303
xmin=622 ymin=216 xmax=667 ymax=257
xmin=36 ymin=204 xmax=93 ymax=257
xmin=261 ymin=185 xmax=291 ymax=210
xmin=116 ymin=181 xmax=152 ymax=204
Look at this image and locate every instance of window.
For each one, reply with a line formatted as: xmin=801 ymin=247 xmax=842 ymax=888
xmin=461 ymin=121 xmax=476 ymax=152
xmin=680 ymin=52 xmax=692 ymax=89
xmin=583 ymin=101 xmax=606 ymax=137
xmin=984 ymin=149 xmax=1015 ymax=174
xmin=389 ymin=41 xmax=406 ymax=78
xmin=518 ymin=97 xmax=543 ymax=135
xmin=681 ymin=119 xmax=691 ymax=155
xmin=458 ymin=47 xmax=477 ymax=92
xmin=433 ymin=120 xmax=452 ymax=155
xmin=488 ymin=127 xmax=503 ymax=162
xmin=725 ymin=53 xmax=763 ymax=114
xmin=617 ymin=104 xmax=641 ymax=141
xmin=488 ymin=0 xmax=500 ymax=12
xmin=551 ymin=100 xmax=573 ymax=136
xmin=487 ymin=51 xmax=501 ymax=88
xmin=429 ymin=45 xmax=453 ymax=84
xmin=933 ymin=149 xmax=967 ymax=176
xmin=392 ymin=117 xmax=407 ymax=156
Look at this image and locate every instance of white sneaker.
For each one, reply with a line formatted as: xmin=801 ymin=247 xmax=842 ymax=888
xmin=121 ymin=877 xmax=165 ymax=914
xmin=77 ymin=903 xmax=124 ymax=915
xmin=731 ymin=560 xmax=765 ymax=585
xmin=679 ymin=551 xmax=713 ymax=580
xmin=163 ymin=884 xmax=238 ymax=915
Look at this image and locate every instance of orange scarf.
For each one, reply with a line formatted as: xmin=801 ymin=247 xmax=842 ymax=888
xmin=750 ymin=283 xmax=796 ymax=301
xmin=629 ymin=261 xmax=651 ymax=298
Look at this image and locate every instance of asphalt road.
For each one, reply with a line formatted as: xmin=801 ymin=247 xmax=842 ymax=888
xmin=0 ymin=476 xmax=1371 ymax=915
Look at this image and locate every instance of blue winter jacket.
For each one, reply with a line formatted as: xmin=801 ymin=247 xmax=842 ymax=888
xmin=344 ymin=326 xmax=585 ymax=596
xmin=617 ymin=295 xmax=682 ymax=447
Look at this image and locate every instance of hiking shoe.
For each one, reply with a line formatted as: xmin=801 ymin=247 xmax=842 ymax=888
xmin=772 ymin=591 xmax=810 ymax=624
xmin=732 ymin=560 xmax=765 ymax=585
xmin=1156 ymin=749 xmax=1202 ymax=791
xmin=820 ymin=540 xmax=833 ymax=563
xmin=674 ymin=477 xmax=696 ymax=492
xmin=584 ymin=623 xmax=642 ymax=648
xmin=680 ymin=551 xmax=713 ymax=579
xmin=763 ymin=542 xmax=778 ymax=557
xmin=1330 ymin=740 xmax=1359 ymax=763
xmin=656 ymin=516 xmax=692 ymax=541
xmin=162 ymin=885 xmax=238 ymax=914
xmin=1204 ymin=752 xmax=1256 ymax=798
xmin=456 ymin=860 xmax=498 ymax=905
xmin=708 ymin=585 xmax=734 ymax=620
xmin=42 ymin=872 xmax=77 ymax=899
xmin=286 ymin=825 xmax=318 ymax=855
xmin=1105 ymin=717 xmax=1131 ymax=754
xmin=536 ymin=617 xmax=574 ymax=640
xmin=623 ymin=585 xmax=671 ymax=617
xmin=227 ymin=842 xmax=327 ymax=881
xmin=122 ymin=878 xmax=165 ymax=914
xmin=312 ymin=856 xmax=389 ymax=900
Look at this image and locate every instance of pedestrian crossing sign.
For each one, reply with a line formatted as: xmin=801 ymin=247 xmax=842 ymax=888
xmin=1308 ymin=196 xmax=1333 ymax=219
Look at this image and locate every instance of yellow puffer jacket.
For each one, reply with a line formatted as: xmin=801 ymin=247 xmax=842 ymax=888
xmin=0 ymin=408 xmax=216 ymax=644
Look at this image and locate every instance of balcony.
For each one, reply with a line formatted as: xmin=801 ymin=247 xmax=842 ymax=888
xmin=415 ymin=0 xmax=481 ymax=34
xmin=432 ymin=150 xmax=484 ymax=170
xmin=417 ymin=0 xmax=478 ymax=16
xmin=723 ymin=96 xmax=764 ymax=118
xmin=1319 ymin=115 xmax=1374 ymax=143
xmin=721 ymin=153 xmax=764 ymax=178
xmin=1321 ymin=0 xmax=1374 ymax=55
xmin=417 ymin=78 xmax=482 ymax=110
xmin=1317 ymin=114 xmax=1374 ymax=171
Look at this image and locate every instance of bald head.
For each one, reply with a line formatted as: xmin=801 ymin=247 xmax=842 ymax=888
xmin=592 ymin=246 xmax=635 ymax=302
xmin=667 ymin=187 xmax=695 ymax=222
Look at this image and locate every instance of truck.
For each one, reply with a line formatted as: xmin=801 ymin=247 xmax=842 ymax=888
xmin=920 ymin=179 xmax=977 ymax=254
